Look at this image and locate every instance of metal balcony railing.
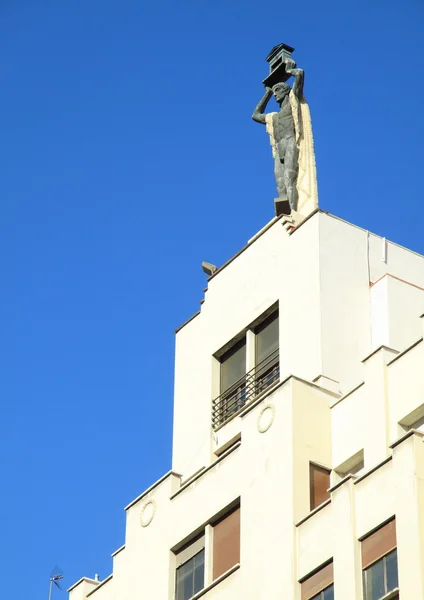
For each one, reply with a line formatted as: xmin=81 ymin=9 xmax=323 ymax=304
xmin=212 ymin=348 xmax=280 ymax=429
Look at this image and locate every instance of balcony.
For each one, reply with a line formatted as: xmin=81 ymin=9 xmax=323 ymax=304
xmin=212 ymin=348 xmax=280 ymax=429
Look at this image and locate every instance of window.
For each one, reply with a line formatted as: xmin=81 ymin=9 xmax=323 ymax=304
xmin=212 ymin=308 xmax=279 ymax=428
xmin=174 ymin=502 xmax=240 ymax=599
xmin=212 ymin=507 xmax=240 ymax=579
xmin=254 ymin=312 xmax=279 ymax=395
xmin=361 ymin=519 xmax=398 ymax=600
xmin=310 ymin=463 xmax=331 ymax=510
xmin=175 ymin=537 xmax=205 ymax=600
xmin=301 ymin=561 xmax=334 ymax=600
xmin=218 ymin=339 xmax=247 ymax=423
xmin=310 ymin=586 xmax=334 ymax=600
xmin=363 ymin=550 xmax=398 ymax=600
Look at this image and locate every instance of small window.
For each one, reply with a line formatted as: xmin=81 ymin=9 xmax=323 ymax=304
xmin=363 ymin=549 xmax=398 ymax=600
xmin=361 ymin=519 xmax=398 ymax=600
xmin=255 ymin=312 xmax=279 ymax=365
xmin=310 ymin=586 xmax=334 ymax=600
xmin=255 ymin=312 xmax=279 ymax=395
xmin=310 ymin=463 xmax=331 ymax=510
xmin=212 ymin=507 xmax=240 ymax=580
xmin=220 ymin=339 xmax=246 ymax=394
xmin=301 ymin=561 xmax=333 ymax=600
xmin=175 ymin=537 xmax=205 ymax=600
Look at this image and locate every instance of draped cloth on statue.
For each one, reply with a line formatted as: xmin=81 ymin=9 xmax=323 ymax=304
xmin=265 ymin=91 xmax=318 ymax=218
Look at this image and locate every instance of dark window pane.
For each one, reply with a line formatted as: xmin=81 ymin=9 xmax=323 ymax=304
xmin=176 ymin=560 xmax=193 ymax=600
xmin=309 ymin=595 xmax=321 ymax=600
xmin=193 ymin=550 xmax=205 ymax=595
xmin=385 ymin=549 xmax=399 ymax=592
xmin=256 ymin=313 xmax=279 ymax=364
xmin=364 ymin=558 xmax=385 ymax=600
xmin=220 ymin=341 xmax=246 ymax=392
xmin=176 ymin=550 xmax=205 ymax=600
xmin=323 ymin=584 xmax=334 ymax=600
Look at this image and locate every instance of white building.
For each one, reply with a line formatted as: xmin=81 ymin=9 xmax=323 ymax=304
xmin=68 ymin=209 xmax=424 ymax=600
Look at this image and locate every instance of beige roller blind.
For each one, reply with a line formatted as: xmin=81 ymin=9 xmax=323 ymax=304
xmin=301 ymin=561 xmax=333 ymax=600
xmin=212 ymin=507 xmax=240 ymax=580
xmin=361 ymin=519 xmax=397 ymax=569
xmin=310 ymin=463 xmax=331 ymax=510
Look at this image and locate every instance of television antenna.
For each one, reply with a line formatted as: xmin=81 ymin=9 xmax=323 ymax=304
xmin=49 ymin=566 xmax=64 ymax=600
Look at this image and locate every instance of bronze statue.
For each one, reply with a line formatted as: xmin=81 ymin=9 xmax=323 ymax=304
xmin=252 ymin=58 xmax=304 ymax=213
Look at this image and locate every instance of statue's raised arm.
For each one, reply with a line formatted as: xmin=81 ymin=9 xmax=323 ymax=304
xmin=252 ymin=87 xmax=273 ymax=125
xmin=285 ymin=59 xmax=304 ymax=99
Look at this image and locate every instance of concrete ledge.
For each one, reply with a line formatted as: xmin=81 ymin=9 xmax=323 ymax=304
xmin=390 ymin=428 xmax=424 ymax=450
xmin=111 ymin=544 xmax=125 ymax=558
xmin=86 ymin=575 xmax=113 ymax=597
xmin=295 ymin=498 xmax=331 ymax=527
xmin=125 ymin=470 xmax=181 ymax=511
xmin=387 ymin=337 xmax=423 ymax=366
xmin=331 ymin=382 xmax=365 ymax=409
xmin=67 ymin=578 xmax=99 ymax=593
xmin=170 ymin=442 xmax=241 ymax=500
xmin=190 ymin=564 xmax=240 ymax=600
xmin=328 ymin=474 xmax=355 ymax=494
xmin=361 ymin=344 xmax=399 ymax=363
xmin=354 ymin=456 xmax=392 ymax=484
xmin=174 ymin=310 xmax=201 ymax=334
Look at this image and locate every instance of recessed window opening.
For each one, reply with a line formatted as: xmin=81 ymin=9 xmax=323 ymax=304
xmin=363 ymin=550 xmax=398 ymax=600
xmin=300 ymin=560 xmax=334 ymax=600
xmin=310 ymin=463 xmax=331 ymax=511
xmin=175 ymin=536 xmax=205 ymax=600
xmin=361 ymin=519 xmax=398 ymax=600
xmin=174 ymin=502 xmax=241 ymax=599
xmin=212 ymin=308 xmax=279 ymax=428
xmin=254 ymin=312 xmax=279 ymax=396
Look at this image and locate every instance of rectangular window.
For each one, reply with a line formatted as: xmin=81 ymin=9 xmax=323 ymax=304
xmin=301 ymin=561 xmax=334 ymax=600
xmin=175 ymin=537 xmax=205 ymax=600
xmin=212 ymin=307 xmax=279 ymax=428
xmin=363 ymin=549 xmax=398 ymax=600
xmin=174 ymin=502 xmax=240 ymax=599
xmin=212 ymin=507 xmax=240 ymax=580
xmin=218 ymin=339 xmax=247 ymax=424
xmin=255 ymin=312 xmax=279 ymax=395
xmin=361 ymin=519 xmax=398 ymax=600
xmin=310 ymin=463 xmax=331 ymax=510
xmin=310 ymin=586 xmax=334 ymax=600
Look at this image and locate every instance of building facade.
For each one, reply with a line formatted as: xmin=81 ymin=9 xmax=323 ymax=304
xmin=68 ymin=210 xmax=424 ymax=600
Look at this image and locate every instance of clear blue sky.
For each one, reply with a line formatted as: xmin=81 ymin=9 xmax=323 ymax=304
xmin=0 ymin=0 xmax=423 ymax=597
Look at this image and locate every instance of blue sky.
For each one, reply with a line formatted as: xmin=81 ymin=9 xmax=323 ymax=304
xmin=0 ymin=0 xmax=423 ymax=597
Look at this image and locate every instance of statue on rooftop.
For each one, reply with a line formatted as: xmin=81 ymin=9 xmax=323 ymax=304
xmin=252 ymin=44 xmax=318 ymax=218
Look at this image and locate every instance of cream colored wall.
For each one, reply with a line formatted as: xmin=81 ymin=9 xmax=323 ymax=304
xmin=387 ymin=339 xmax=424 ymax=443
xmin=70 ymin=212 xmax=424 ymax=600
xmin=172 ymin=215 xmax=324 ymax=478
xmin=318 ymin=213 xmax=372 ymax=392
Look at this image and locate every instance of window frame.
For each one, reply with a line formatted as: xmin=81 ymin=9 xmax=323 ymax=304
xmin=212 ymin=306 xmax=279 ymax=428
xmin=361 ymin=519 xmax=398 ymax=600
xmin=300 ymin=560 xmax=334 ymax=600
xmin=362 ymin=549 xmax=399 ymax=600
xmin=173 ymin=501 xmax=241 ymax=600
xmin=175 ymin=544 xmax=205 ymax=600
xmin=309 ymin=462 xmax=331 ymax=511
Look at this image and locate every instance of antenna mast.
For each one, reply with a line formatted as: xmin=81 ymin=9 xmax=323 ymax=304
xmin=48 ymin=571 xmax=64 ymax=600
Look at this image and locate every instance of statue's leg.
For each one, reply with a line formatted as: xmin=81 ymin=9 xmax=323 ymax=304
xmin=274 ymin=158 xmax=287 ymax=200
xmin=284 ymin=138 xmax=299 ymax=211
